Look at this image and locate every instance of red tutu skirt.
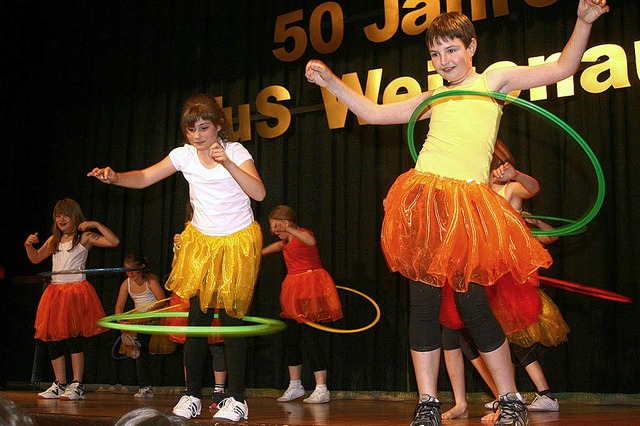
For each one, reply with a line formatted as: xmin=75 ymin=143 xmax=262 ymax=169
xmin=280 ymin=268 xmax=343 ymax=323
xmin=34 ymin=281 xmax=107 ymax=341
xmin=381 ymin=169 xmax=552 ymax=291
xmin=507 ymin=289 xmax=570 ymax=347
xmin=486 ymin=273 xmax=542 ymax=335
xmin=162 ymin=293 xmax=223 ymax=345
xmin=440 ymin=272 xmax=569 ymax=347
xmin=440 ymin=276 xmax=540 ymax=333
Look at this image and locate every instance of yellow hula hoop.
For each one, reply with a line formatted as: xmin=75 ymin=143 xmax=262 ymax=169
xmin=304 ymin=285 xmax=381 ymax=334
xmin=124 ymin=297 xmax=172 ymax=315
xmin=118 ymin=297 xmax=174 ymax=325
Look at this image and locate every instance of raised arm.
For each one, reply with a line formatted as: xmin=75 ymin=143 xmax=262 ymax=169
xmin=489 ymin=0 xmax=609 ymax=93
xmin=493 ymin=163 xmax=540 ymax=201
xmin=79 ymin=220 xmax=120 ymax=249
xmin=87 ymin=156 xmax=177 ymax=189
xmin=24 ymin=233 xmax=53 ymax=264
xmin=285 ymin=226 xmax=316 ymax=247
xmin=305 ymin=60 xmax=433 ymax=125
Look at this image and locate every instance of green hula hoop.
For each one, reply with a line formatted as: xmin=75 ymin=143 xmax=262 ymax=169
xmin=407 ymin=90 xmax=605 ymax=237
xmin=97 ymin=312 xmax=286 ymax=337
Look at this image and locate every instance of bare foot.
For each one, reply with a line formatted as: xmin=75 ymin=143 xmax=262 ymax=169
xmin=481 ymin=408 xmax=500 ymax=423
xmin=442 ymin=404 xmax=469 ymax=420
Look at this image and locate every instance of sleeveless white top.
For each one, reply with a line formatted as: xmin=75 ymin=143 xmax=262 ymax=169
xmin=127 ymin=278 xmax=158 ymax=312
xmin=51 ymin=240 xmax=88 ymax=284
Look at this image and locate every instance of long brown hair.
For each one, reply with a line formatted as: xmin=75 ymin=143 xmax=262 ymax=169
xmin=48 ymin=198 xmax=85 ymax=254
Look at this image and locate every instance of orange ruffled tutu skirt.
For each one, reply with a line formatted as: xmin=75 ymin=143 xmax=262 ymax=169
xmin=280 ymin=268 xmax=343 ymax=324
xmin=381 ymin=169 xmax=552 ymax=291
xmin=165 ymin=221 xmax=262 ymax=318
xmin=162 ymin=292 xmax=223 ymax=345
xmin=34 ymin=280 xmax=107 ymax=341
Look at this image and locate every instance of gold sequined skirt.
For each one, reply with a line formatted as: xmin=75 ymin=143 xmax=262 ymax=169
xmin=165 ymin=221 xmax=262 ymax=318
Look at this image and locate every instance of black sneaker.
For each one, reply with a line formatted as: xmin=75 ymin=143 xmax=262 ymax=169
xmin=410 ymin=399 xmax=442 ymax=426
xmin=494 ymin=393 xmax=529 ymax=425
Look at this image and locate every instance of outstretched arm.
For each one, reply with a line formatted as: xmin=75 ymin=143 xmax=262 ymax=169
xmin=87 ymin=156 xmax=177 ymax=189
xmin=489 ymin=0 xmax=609 ymax=93
xmin=261 ymin=240 xmax=285 ymax=257
xmin=305 ymin=60 xmax=433 ymax=125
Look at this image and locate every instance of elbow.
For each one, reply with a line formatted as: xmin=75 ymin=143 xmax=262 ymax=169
xmin=254 ymin=187 xmax=266 ymax=202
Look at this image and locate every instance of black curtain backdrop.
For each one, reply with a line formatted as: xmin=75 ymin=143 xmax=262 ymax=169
xmin=2 ymin=0 xmax=638 ymax=394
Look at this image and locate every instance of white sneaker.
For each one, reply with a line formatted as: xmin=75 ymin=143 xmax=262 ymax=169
xmin=484 ymin=399 xmax=497 ymax=410
xmin=133 ymin=386 xmax=154 ymax=398
xmin=59 ymin=382 xmax=85 ymax=400
xmin=213 ymin=397 xmax=249 ymax=421
xmin=38 ymin=381 xmax=66 ymax=399
xmin=528 ymin=393 xmax=559 ymax=412
xmin=303 ymin=388 xmax=330 ymax=404
xmin=277 ymin=385 xmax=305 ymax=402
xmin=172 ymin=395 xmax=202 ymax=419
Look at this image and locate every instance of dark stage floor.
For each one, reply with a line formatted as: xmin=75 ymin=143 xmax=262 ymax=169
xmin=2 ymin=387 xmax=640 ymax=425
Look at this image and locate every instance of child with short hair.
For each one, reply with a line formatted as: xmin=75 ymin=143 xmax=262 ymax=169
xmin=305 ymin=2 xmax=608 ymax=424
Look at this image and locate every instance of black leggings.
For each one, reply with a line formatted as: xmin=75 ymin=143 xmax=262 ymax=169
xmin=409 ymin=281 xmax=505 ymax=353
xmin=47 ymin=336 xmax=84 ymax=360
xmin=510 ymin=343 xmax=539 ymax=368
xmin=442 ymin=326 xmax=481 ymax=361
xmin=185 ymin=296 xmax=246 ymax=400
xmin=442 ymin=327 xmax=539 ymax=368
xmin=282 ymin=319 xmax=327 ymax=372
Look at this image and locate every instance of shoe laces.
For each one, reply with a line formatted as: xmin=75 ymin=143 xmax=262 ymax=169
xmin=177 ymin=396 xmax=197 ymax=410
xmin=284 ymin=386 xmax=303 ymax=397
xmin=413 ymin=401 xmax=442 ymax=425
xmin=310 ymin=388 xmax=326 ymax=398
xmin=217 ymin=397 xmax=231 ymax=409
xmin=218 ymin=398 xmax=246 ymax=418
xmin=497 ymin=398 xmax=527 ymax=422
xmin=66 ymin=382 xmax=83 ymax=393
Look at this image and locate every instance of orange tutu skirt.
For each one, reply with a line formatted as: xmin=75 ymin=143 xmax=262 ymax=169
xmin=162 ymin=293 xmax=223 ymax=345
xmin=34 ymin=280 xmax=107 ymax=341
xmin=280 ymin=269 xmax=343 ymax=323
xmin=381 ymin=169 xmax=552 ymax=291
